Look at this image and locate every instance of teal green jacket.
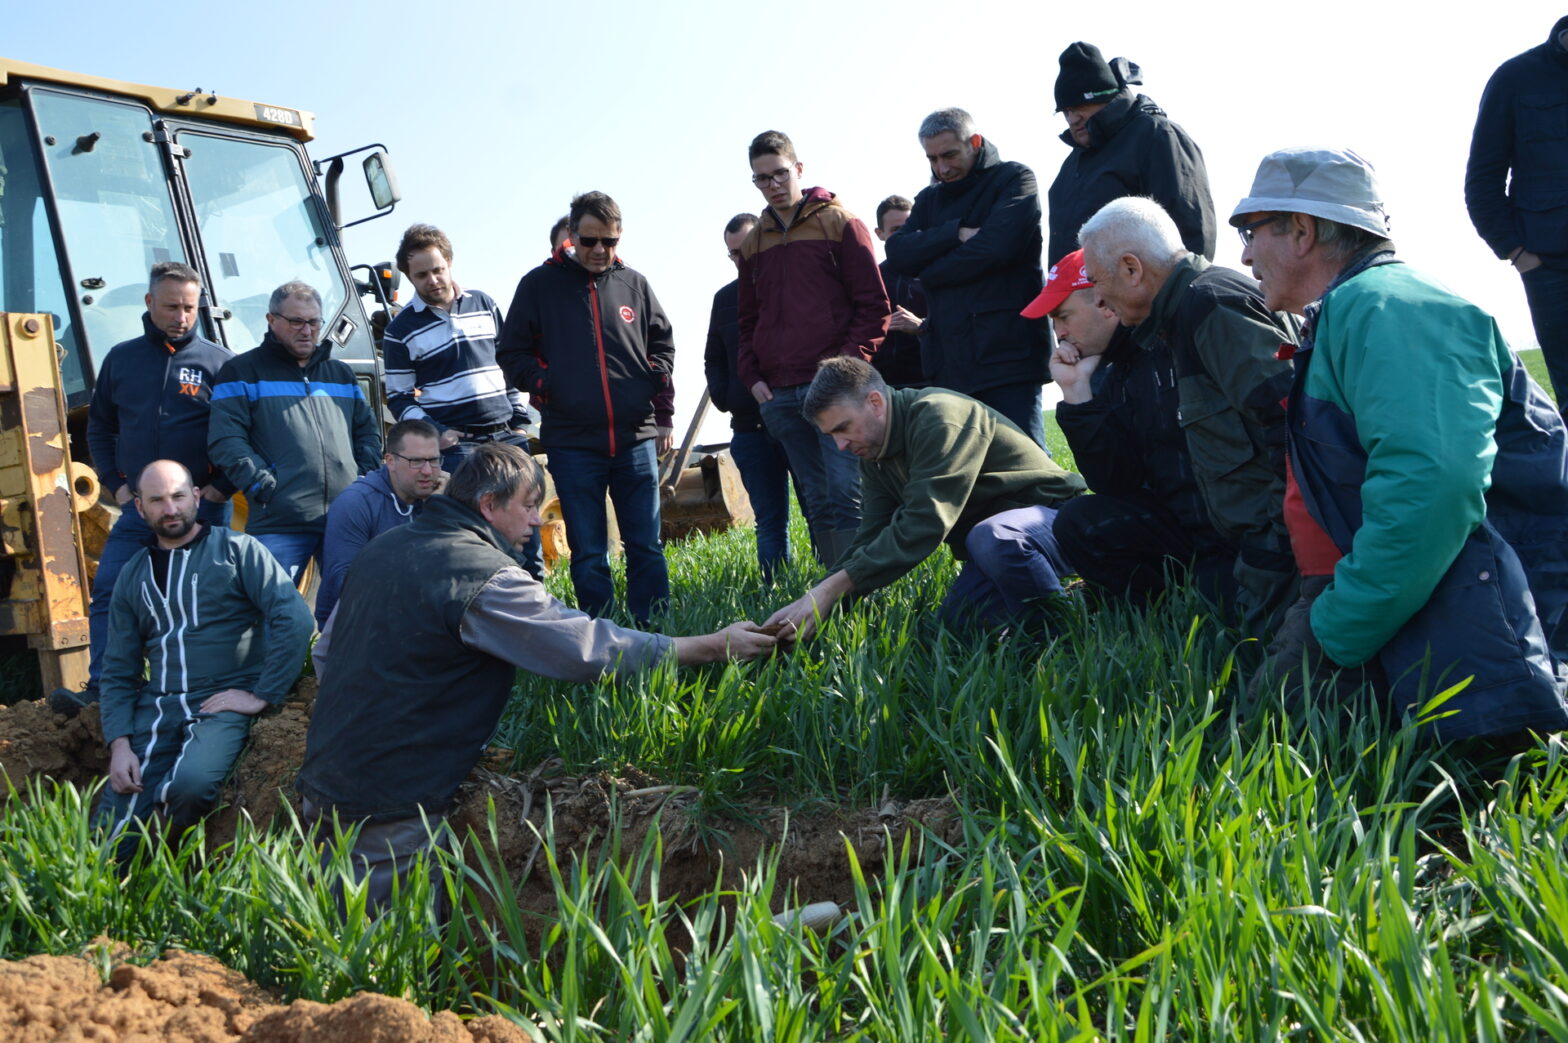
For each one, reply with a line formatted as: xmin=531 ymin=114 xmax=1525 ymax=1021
xmin=839 ymin=388 xmax=1084 ymax=592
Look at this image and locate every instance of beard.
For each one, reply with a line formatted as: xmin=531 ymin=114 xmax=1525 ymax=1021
xmin=156 ymin=509 xmax=199 ymax=541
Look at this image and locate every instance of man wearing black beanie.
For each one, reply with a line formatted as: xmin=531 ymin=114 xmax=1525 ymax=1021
xmin=1046 ymin=42 xmax=1216 ymax=266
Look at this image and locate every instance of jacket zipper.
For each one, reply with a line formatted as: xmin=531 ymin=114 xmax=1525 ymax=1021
xmin=588 ymin=276 xmax=618 ymax=456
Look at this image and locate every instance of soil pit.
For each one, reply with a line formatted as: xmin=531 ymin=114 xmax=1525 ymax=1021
xmin=0 ymin=943 xmax=533 ymax=1041
xmin=0 ymin=680 xmax=960 ymax=919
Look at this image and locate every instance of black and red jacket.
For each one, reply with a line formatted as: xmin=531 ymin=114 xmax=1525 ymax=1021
xmin=498 ymin=249 xmax=675 ymax=456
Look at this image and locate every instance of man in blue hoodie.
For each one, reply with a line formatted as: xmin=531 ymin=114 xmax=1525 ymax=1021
xmin=315 ymin=419 xmax=444 ymax=629
xmin=52 ymin=263 xmax=235 ymax=717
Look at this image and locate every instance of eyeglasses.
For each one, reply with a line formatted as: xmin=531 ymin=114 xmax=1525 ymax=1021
xmin=727 ymin=248 xmax=743 ymax=261
xmin=751 ymin=167 xmax=794 ymax=187
xmin=273 ymin=314 xmax=323 ymax=330
xmin=389 ymin=451 xmax=441 ymax=470
xmin=1236 ymin=215 xmax=1281 ymax=247
xmin=575 ymin=236 xmax=619 ymax=248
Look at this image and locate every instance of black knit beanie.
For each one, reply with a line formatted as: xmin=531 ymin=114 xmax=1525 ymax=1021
xmin=1055 ymin=42 xmax=1122 ymax=111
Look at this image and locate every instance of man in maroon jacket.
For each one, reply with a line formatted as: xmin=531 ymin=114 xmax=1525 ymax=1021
xmin=739 ymin=129 xmax=890 ymax=568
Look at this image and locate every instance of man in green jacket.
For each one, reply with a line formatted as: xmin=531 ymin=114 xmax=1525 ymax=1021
xmin=1078 ymin=197 xmax=1298 ymax=638
xmin=765 ymin=358 xmax=1085 ymax=638
xmin=96 ymin=459 xmax=315 ymax=848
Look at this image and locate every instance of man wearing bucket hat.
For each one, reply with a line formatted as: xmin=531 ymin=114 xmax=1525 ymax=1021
xmin=1077 ymin=197 xmax=1298 ymax=639
xmin=1046 ymin=43 xmax=1215 ymax=267
xmin=1237 ymin=147 xmax=1568 ymax=742
xmin=1028 ymin=251 xmax=1238 ymax=609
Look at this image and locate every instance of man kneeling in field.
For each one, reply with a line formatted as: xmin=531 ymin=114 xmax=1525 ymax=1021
xmin=297 ymin=442 xmax=779 ymax=906
xmin=766 ymin=357 xmax=1085 ymax=639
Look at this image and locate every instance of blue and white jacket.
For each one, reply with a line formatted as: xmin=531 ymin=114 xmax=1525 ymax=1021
xmin=381 ymin=289 xmax=532 ymax=433
xmin=207 ymin=333 xmax=382 ymax=535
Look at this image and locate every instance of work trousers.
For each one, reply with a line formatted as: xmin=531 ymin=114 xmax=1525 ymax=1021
xmin=939 ymin=505 xmax=1073 ymax=629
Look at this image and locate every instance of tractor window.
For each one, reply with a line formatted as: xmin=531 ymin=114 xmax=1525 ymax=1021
xmin=29 ymin=90 xmax=187 ymax=390
xmin=179 ymin=132 xmax=349 ymax=351
xmin=0 ymin=98 xmax=88 ymax=402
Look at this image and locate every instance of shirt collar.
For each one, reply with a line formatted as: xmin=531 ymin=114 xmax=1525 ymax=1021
xmin=409 ymin=286 xmax=467 ymax=313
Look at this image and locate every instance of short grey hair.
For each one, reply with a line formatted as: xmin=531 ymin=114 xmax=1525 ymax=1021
xmin=148 ymin=261 xmax=201 ymax=296
xmin=918 ymin=107 xmax=976 ymax=142
xmin=803 ymin=356 xmax=888 ymax=419
xmin=268 ymin=281 xmax=323 ymax=314
xmin=1311 ymin=217 xmax=1394 ymax=264
xmin=446 ymin=441 xmax=545 ymax=513
xmin=1078 ymin=197 xmax=1186 ymax=276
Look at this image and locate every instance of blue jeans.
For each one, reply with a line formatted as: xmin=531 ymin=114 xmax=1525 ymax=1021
xmin=758 ymin=384 xmax=861 ymax=545
xmin=939 ymin=505 xmax=1071 ymax=629
xmin=972 ymin=382 xmax=1046 ymax=449
xmin=729 ymin=428 xmax=792 ymax=583
xmin=443 ymin=431 xmax=544 ymax=580
xmin=1523 ymin=265 xmax=1568 ymax=410
xmin=87 ymin=498 xmax=233 ymax=690
xmin=255 ymin=530 xmax=324 ymax=585
xmin=547 ymin=439 xmax=669 ymax=624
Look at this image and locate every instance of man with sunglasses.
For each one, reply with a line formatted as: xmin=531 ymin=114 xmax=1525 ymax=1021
xmin=314 ymin=419 xmax=446 ymax=629
xmin=499 ymin=191 xmax=675 ymax=625
xmin=1077 ymin=197 xmax=1298 ymax=640
xmin=209 ymin=281 xmax=382 ymax=585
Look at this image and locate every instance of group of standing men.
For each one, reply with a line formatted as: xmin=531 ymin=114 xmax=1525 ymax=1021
xmin=62 ymin=27 xmax=1568 ymax=890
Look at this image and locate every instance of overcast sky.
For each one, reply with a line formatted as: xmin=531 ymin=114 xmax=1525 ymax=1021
xmin=10 ymin=0 xmax=1559 ymax=441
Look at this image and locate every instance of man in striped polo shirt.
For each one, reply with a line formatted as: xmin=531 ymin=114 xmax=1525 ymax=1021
xmin=382 ymin=223 xmax=542 ymax=575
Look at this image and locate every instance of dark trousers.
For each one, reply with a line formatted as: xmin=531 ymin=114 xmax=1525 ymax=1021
xmin=971 ymin=382 xmax=1047 ymax=450
xmin=758 ymin=384 xmax=861 ymax=558
xmin=443 ymin=431 xmax=544 ymax=580
xmin=302 ymin=798 xmax=451 ymax=919
xmin=1522 ymin=265 xmax=1568 ymax=410
xmin=547 ymin=439 xmax=670 ymax=624
xmin=88 ymin=499 xmax=233 ymax=690
xmin=938 ymin=505 xmax=1073 ymax=629
xmin=1246 ymin=574 xmax=1388 ymax=717
xmin=1054 ymin=492 xmax=1235 ymax=609
xmin=729 ymin=428 xmax=792 ymax=584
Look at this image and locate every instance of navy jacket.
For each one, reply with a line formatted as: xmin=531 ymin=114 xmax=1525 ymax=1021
xmin=876 ymin=259 xmax=927 ymax=388
xmin=87 ymin=314 xmax=234 ymax=495
xmin=1465 ymin=16 xmax=1568 ymax=264
xmin=498 ymin=251 xmax=675 ymax=456
xmin=703 ymin=279 xmax=765 ymax=433
xmin=884 ymin=138 xmax=1049 ymax=396
xmin=315 ymin=467 xmax=422 ymax=629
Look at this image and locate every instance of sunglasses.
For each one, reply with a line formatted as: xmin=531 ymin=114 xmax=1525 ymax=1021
xmin=576 ymin=236 xmax=619 ymax=248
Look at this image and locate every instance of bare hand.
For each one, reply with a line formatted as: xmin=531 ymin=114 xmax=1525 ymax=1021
xmin=1514 ymin=250 xmax=1543 ymax=274
xmin=108 ymin=739 xmax=142 ymax=795
xmin=198 ymin=688 xmax=269 ymax=716
xmin=1049 ymin=344 xmax=1102 ymax=404
xmin=889 ymin=306 xmax=923 ymax=334
xmin=115 ymin=484 xmax=133 ymax=506
xmin=432 ymin=469 xmax=450 ymax=494
xmin=199 ymin=485 xmax=229 ymax=504
xmin=751 ymin=380 xmax=773 ymax=404
xmin=765 ymin=593 xmax=831 ymax=643
xmin=958 ymin=227 xmax=980 ymax=243
xmin=439 ymin=428 xmax=462 ymax=450
xmin=655 ymin=428 xmax=674 ymax=456
xmin=716 ymin=621 xmax=782 ymax=661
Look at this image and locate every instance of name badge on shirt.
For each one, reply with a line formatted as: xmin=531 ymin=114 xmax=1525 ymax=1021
xmin=453 ymin=312 xmax=497 ymax=340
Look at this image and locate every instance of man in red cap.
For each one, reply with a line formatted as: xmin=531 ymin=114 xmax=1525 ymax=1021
xmin=1025 ymin=250 xmax=1242 ymax=610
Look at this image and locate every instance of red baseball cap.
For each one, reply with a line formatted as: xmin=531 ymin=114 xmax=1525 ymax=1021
xmin=1021 ymin=249 xmax=1094 ymax=319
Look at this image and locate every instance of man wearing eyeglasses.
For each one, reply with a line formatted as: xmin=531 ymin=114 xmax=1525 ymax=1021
xmin=499 ymin=191 xmax=675 ymax=625
xmin=738 ymin=130 xmax=889 ymax=570
xmin=1077 ymin=197 xmax=1297 ymax=640
xmin=209 ymin=281 xmax=383 ymax=586
xmin=314 ymin=419 xmax=446 ymax=629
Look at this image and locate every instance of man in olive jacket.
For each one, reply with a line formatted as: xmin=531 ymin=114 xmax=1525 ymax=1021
xmin=765 ymin=358 xmax=1085 ymax=638
xmin=884 ymin=108 xmax=1050 ymax=446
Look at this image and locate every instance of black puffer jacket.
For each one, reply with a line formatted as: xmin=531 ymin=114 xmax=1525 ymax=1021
xmin=884 ymin=138 xmax=1049 ymax=396
xmin=1047 ymin=92 xmax=1216 ymax=265
xmin=702 ymin=279 xmax=764 ymax=432
xmin=499 ymin=252 xmax=675 ymax=456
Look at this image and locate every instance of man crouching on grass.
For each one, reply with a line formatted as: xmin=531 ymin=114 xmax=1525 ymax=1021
xmin=765 ymin=357 xmax=1085 ymax=640
xmin=296 ymin=441 xmax=779 ymax=908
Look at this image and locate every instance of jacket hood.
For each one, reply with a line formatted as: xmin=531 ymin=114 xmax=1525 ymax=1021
xmin=765 ymin=186 xmax=839 ymax=230
xmin=550 ymin=250 xmax=628 ymax=279
xmin=1058 ymin=92 xmax=1155 ymax=151
xmin=1554 ymin=16 xmax=1568 ymax=56
xmin=141 ymin=311 xmax=197 ymax=348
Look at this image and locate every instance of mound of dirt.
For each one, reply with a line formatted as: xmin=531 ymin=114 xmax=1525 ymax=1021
xmin=0 ymin=944 xmax=533 ymax=1041
xmin=0 ymin=699 xmax=107 ymax=791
